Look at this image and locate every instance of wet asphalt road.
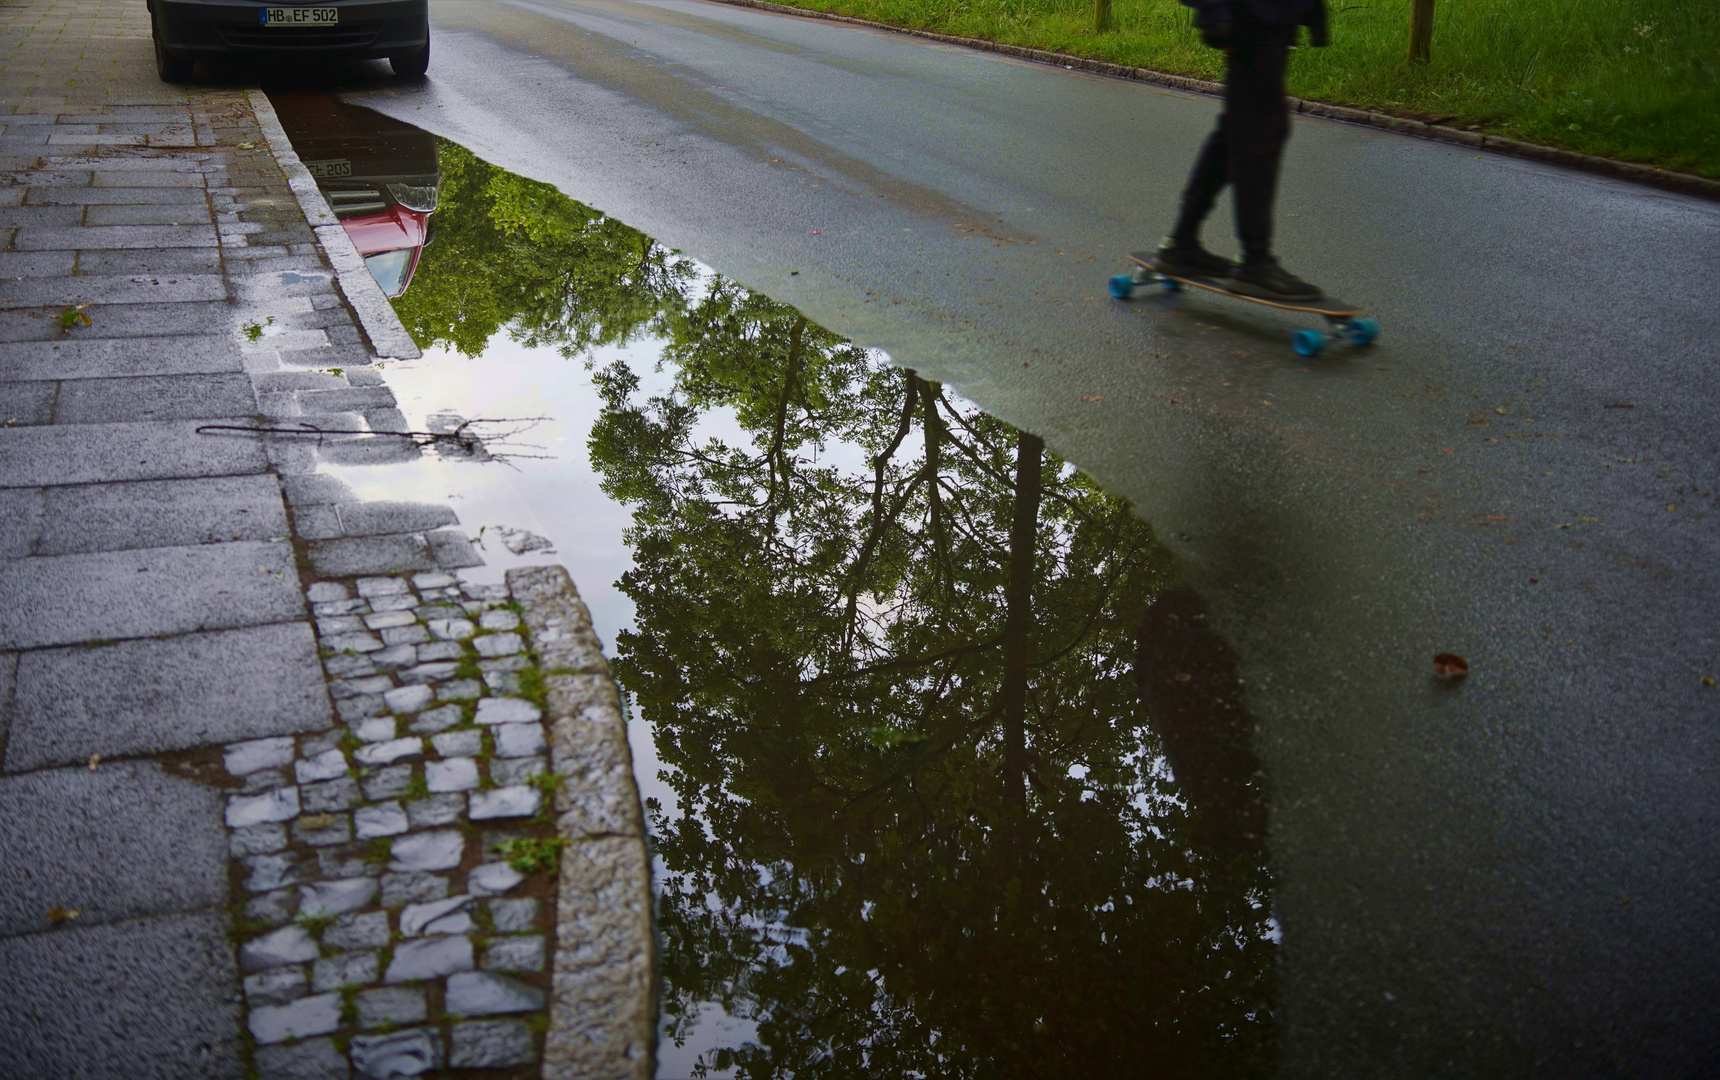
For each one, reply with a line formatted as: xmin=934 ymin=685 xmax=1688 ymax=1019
xmin=335 ymin=1 xmax=1720 ymax=1073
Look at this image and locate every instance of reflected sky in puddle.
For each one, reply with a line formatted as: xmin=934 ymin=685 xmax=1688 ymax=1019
xmin=272 ymin=93 xmax=1276 ymax=1078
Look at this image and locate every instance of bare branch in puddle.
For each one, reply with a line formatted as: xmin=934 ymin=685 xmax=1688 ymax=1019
xmin=195 ymin=415 xmax=555 ymax=467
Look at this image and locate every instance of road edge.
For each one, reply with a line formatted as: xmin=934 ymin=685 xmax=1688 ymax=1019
xmin=706 ymin=0 xmax=1720 ymax=202
xmin=247 ymin=87 xmax=425 ymax=360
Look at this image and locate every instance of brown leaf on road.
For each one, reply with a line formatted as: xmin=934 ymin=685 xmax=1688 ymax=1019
xmin=1433 ymin=653 xmax=1469 ymax=678
xmin=47 ymin=906 xmax=82 ymax=927
xmin=1080 ymin=396 xmax=1103 ymax=402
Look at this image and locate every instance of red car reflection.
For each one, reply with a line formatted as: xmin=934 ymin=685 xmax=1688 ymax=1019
xmin=270 ymin=92 xmax=439 ymax=298
xmin=342 ymin=200 xmax=431 ymax=298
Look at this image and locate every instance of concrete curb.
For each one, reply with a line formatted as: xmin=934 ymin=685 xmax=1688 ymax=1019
xmin=246 ymin=88 xmax=424 ymax=359
xmin=708 ymin=0 xmax=1720 ymax=202
xmin=506 ymin=566 xmax=655 ymax=1080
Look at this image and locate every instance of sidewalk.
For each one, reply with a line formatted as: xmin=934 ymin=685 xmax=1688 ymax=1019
xmin=0 ymin=3 xmax=651 ymax=1077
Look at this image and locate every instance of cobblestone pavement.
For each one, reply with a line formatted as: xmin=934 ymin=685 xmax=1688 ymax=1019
xmin=0 ymin=3 xmax=651 ymax=1077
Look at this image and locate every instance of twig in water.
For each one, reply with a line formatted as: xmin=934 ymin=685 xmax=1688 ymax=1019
xmin=195 ymin=415 xmax=555 ymax=467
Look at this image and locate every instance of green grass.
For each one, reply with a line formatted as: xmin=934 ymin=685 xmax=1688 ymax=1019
xmin=765 ymin=0 xmax=1720 ymax=176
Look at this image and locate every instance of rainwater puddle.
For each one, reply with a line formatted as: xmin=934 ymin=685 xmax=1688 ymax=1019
xmin=271 ymin=94 xmax=1277 ymax=1078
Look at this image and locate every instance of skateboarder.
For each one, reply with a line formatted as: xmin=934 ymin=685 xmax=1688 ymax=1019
xmin=1155 ymin=0 xmax=1329 ymax=301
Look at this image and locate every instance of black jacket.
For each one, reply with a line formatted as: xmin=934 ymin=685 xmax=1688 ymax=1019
xmin=1180 ymin=0 xmax=1329 ymax=46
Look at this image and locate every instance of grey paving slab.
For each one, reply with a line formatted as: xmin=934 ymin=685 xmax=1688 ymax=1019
xmin=0 ymin=539 xmax=302 ymax=650
xmin=12 ymin=170 xmax=96 ymax=189
xmin=0 ymin=760 xmax=227 ymax=935
xmin=89 ymin=170 xmax=206 ymax=188
xmin=281 ymin=473 xmax=357 ymax=506
xmin=12 ymin=223 xmax=218 ymax=250
xmin=6 ymin=621 xmax=329 ymax=770
xmin=0 ymin=202 xmax=83 ymax=227
xmin=0 ymin=250 xmax=75 ymax=276
xmin=0 ymin=299 xmax=232 ymax=341
xmin=338 ymin=502 xmax=459 ymax=537
xmin=0 ymin=334 xmax=241 ymax=379
xmin=51 ymin=152 xmax=204 ymax=169
xmin=0 ymin=912 xmax=241 ymax=1080
xmin=0 ymin=273 xmax=226 ymax=308
xmin=0 ymin=378 xmax=55 ymax=424
xmin=0 ymin=418 xmax=266 ymax=487
xmin=85 ymin=202 xmax=214 ymax=225
xmin=0 ymin=488 xmax=44 ymax=557
xmin=309 ymin=535 xmax=437 ymax=578
xmin=54 ymin=372 xmax=254 ymax=423
xmin=32 ymin=473 xmax=286 ymax=555
xmin=75 ymin=247 xmax=222 ymax=275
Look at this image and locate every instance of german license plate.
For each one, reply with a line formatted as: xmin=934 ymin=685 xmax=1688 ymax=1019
xmin=303 ymin=159 xmax=352 ymax=179
xmin=259 ymin=6 xmax=339 ymax=26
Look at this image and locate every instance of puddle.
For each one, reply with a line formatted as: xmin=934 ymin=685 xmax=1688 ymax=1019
xmin=269 ymin=93 xmax=1277 ymax=1077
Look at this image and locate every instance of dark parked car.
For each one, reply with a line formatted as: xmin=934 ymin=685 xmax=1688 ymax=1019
xmin=147 ymin=0 xmax=430 ymax=81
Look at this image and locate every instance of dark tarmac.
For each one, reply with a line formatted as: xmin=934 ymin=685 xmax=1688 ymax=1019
xmin=322 ymin=1 xmax=1720 ymax=1073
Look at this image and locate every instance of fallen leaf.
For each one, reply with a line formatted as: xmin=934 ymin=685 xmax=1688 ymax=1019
xmin=1702 ymin=676 xmax=1716 ymax=688
xmin=47 ymin=906 xmax=82 ymax=926
xmin=87 ymin=754 xmax=100 ymax=771
xmin=1080 ymin=396 xmax=1103 ymax=402
xmin=1665 ymin=503 xmax=1677 ymax=512
xmin=1433 ymin=653 xmax=1469 ymax=678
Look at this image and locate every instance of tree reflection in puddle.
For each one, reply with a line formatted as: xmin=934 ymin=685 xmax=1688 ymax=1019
xmin=394 ymin=137 xmax=1276 ymax=1078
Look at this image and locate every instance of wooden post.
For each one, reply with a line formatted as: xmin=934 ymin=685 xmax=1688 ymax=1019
xmin=1408 ymin=0 xmax=1435 ymax=62
xmin=1095 ymin=0 xmax=1114 ymax=34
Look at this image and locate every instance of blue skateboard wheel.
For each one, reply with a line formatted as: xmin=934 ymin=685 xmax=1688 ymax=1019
xmin=1347 ymin=317 xmax=1381 ymax=346
xmin=1292 ymin=328 xmax=1326 ymax=356
xmin=1162 ymin=277 xmax=1184 ymax=292
xmin=1108 ymin=274 xmax=1135 ymax=299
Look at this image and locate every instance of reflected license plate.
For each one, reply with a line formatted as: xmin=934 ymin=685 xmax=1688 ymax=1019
xmin=303 ymin=159 xmax=352 ymax=179
xmin=259 ymin=6 xmax=340 ymax=26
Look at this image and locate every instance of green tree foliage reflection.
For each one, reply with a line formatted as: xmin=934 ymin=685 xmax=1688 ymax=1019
xmin=390 ymin=140 xmax=692 ymax=358
xmin=589 ymin=323 xmax=1277 ymax=1077
xmin=399 ymin=142 xmax=1276 ymax=1076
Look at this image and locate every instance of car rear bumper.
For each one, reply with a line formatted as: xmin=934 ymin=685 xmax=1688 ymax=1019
xmin=153 ymin=0 xmax=428 ymax=59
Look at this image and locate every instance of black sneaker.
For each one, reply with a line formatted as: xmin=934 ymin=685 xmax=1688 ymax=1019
xmin=1227 ymin=257 xmax=1322 ymax=301
xmin=1154 ymin=239 xmax=1233 ymax=278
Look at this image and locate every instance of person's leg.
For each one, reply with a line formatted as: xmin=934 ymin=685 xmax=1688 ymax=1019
xmin=1223 ymin=21 xmax=1323 ymax=299
xmin=1170 ymin=117 xmax=1230 ymax=248
xmin=1160 ymin=85 xmax=1237 ymax=275
xmin=1226 ymin=24 xmax=1290 ymax=263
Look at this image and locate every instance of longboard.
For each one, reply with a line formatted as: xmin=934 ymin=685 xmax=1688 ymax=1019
xmin=1110 ymin=251 xmax=1379 ymax=356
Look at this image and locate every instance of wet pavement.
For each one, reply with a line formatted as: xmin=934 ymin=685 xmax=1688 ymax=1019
xmin=262 ymin=0 xmax=1720 ymax=1073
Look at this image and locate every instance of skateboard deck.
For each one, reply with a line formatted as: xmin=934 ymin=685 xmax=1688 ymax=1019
xmin=1110 ymin=251 xmax=1379 ymax=355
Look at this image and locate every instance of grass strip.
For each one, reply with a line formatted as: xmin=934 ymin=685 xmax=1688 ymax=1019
xmin=749 ymin=0 xmax=1719 ymax=178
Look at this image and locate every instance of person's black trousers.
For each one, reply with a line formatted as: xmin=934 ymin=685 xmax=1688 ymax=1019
xmin=1171 ymin=19 xmax=1297 ymax=262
